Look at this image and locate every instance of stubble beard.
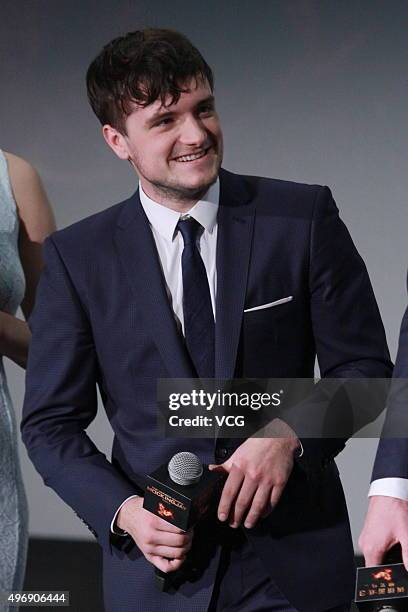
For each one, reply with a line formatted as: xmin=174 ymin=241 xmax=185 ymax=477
xmin=148 ymin=171 xmax=219 ymax=204
xmin=132 ymin=150 xmax=222 ymax=206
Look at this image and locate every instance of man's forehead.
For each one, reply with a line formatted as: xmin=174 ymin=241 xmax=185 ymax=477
xmin=134 ymin=77 xmax=212 ymax=115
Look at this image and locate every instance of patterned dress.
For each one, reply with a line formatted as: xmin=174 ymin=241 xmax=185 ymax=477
xmin=0 ymin=150 xmax=29 ymax=609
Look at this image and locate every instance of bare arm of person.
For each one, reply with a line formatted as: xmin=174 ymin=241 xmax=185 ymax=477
xmin=0 ymin=152 xmax=56 ymax=368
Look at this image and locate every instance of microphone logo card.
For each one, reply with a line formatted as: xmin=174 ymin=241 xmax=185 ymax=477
xmin=355 ymin=563 xmax=408 ymax=604
xmin=143 ymin=460 xmax=224 ymax=531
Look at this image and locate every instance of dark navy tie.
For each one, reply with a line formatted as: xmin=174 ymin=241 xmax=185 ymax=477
xmin=178 ymin=217 xmax=215 ymax=378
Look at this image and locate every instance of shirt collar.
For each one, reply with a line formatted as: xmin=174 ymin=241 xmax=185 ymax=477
xmin=139 ymin=179 xmax=219 ymax=242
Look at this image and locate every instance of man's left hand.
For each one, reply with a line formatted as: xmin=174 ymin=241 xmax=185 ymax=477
xmin=209 ymin=419 xmax=300 ymax=529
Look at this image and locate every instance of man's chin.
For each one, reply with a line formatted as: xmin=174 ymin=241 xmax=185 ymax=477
xmin=169 ymin=173 xmax=219 ymax=200
xmin=146 ymin=163 xmax=221 ymax=202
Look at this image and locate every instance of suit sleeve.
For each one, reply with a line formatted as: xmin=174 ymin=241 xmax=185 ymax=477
xmin=21 ymin=236 xmax=138 ymax=553
xmin=371 ymin=289 xmax=408 ymax=482
xmin=284 ymin=186 xmax=393 ymax=471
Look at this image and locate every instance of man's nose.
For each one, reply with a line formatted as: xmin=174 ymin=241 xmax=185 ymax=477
xmin=179 ymin=116 xmax=207 ymax=146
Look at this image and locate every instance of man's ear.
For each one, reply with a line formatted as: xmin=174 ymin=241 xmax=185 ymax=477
xmin=102 ymin=124 xmax=130 ymax=160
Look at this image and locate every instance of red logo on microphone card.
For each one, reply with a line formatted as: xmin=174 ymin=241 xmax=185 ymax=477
xmin=371 ymin=568 xmax=393 ymax=582
xmin=157 ymin=502 xmax=174 ymax=520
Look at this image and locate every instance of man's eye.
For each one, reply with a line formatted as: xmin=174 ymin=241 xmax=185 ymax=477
xmin=155 ymin=117 xmax=173 ymax=127
xmin=199 ymin=105 xmax=214 ymax=115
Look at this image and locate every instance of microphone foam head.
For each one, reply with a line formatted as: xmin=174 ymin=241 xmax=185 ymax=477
xmin=168 ymin=452 xmax=203 ymax=486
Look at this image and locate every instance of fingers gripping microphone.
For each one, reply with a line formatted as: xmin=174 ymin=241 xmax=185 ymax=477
xmin=143 ymin=452 xmax=224 ymax=591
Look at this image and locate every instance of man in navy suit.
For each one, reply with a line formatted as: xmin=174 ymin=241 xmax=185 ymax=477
xmin=359 ymin=280 xmax=408 ymax=567
xmin=22 ymin=29 xmax=392 ymax=611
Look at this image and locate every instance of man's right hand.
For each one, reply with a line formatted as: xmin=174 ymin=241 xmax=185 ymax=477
xmin=116 ymin=496 xmax=193 ymax=573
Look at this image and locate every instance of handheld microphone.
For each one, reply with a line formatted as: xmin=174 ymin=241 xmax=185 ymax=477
xmin=168 ymin=451 xmax=203 ymax=485
xmin=143 ymin=452 xmax=224 ymax=590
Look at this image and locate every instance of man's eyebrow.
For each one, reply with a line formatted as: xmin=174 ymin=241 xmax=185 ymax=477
xmin=147 ymin=95 xmax=215 ymax=125
xmin=197 ymin=95 xmax=215 ymax=106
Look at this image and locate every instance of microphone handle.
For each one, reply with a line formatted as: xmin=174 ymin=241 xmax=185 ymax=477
xmin=154 ymin=566 xmax=170 ymax=592
xmin=154 ymin=553 xmax=193 ymax=591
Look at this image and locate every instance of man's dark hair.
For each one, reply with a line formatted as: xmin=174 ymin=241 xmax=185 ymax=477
xmin=86 ymin=28 xmax=214 ymax=134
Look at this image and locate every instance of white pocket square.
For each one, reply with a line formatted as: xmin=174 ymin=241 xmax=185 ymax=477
xmin=244 ymin=296 xmax=293 ymax=313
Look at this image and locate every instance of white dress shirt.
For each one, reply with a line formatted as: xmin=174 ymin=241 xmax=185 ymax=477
xmin=111 ymin=180 xmax=219 ymax=534
xmin=139 ymin=180 xmax=219 ymax=331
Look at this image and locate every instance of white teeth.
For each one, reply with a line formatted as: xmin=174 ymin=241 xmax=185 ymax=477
xmin=175 ymin=149 xmax=207 ymax=162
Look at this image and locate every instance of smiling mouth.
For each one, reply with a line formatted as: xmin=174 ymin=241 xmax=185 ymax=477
xmin=173 ymin=147 xmax=211 ymax=163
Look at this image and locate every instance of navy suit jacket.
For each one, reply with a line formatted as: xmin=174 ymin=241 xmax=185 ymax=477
xmin=372 ymin=276 xmax=408 ymax=480
xmin=22 ymin=169 xmax=392 ymax=612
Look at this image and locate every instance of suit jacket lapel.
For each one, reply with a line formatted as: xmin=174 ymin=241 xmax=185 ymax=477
xmin=114 ymin=190 xmax=196 ymax=379
xmin=215 ymin=170 xmax=256 ymax=379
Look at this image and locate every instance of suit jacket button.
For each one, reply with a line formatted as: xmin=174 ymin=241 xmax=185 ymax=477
xmin=215 ymin=447 xmax=228 ymax=460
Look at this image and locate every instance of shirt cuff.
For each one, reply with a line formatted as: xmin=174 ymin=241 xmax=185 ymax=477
xmin=369 ymin=478 xmax=408 ymax=501
xmin=110 ymin=494 xmax=140 ymax=535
